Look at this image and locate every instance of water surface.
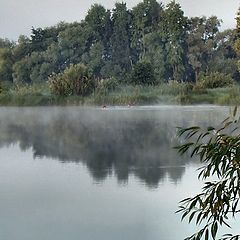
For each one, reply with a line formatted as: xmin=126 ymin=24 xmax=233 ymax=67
xmin=0 ymin=106 xmax=230 ymax=240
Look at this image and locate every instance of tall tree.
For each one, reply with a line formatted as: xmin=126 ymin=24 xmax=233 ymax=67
xmin=0 ymin=48 xmax=14 ymax=83
xmin=30 ymin=27 xmax=46 ymax=52
xmin=58 ymin=23 xmax=91 ymax=66
xmin=131 ymin=0 xmax=162 ymax=61
xmin=12 ymin=57 xmax=31 ymax=84
xmin=110 ymin=2 xmax=132 ymax=78
xmin=159 ymin=1 xmax=189 ymax=81
xmin=0 ymin=38 xmax=15 ymax=49
xmin=85 ymin=4 xmax=113 ymax=70
xmin=234 ymin=8 xmax=240 ymax=73
xmin=85 ymin=4 xmax=110 ymax=42
xmin=207 ymin=29 xmax=239 ymax=80
xmin=81 ymin=42 xmax=105 ymax=77
xmin=141 ymin=32 xmax=166 ymax=81
xmin=12 ymin=35 xmax=31 ymax=62
xmin=30 ymin=24 xmax=66 ymax=53
xmin=187 ymin=16 xmax=221 ymax=81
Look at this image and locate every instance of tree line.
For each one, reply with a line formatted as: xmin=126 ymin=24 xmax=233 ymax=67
xmin=0 ymin=0 xmax=239 ymax=87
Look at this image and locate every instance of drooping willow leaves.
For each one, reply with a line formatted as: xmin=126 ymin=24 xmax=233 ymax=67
xmin=176 ymin=107 xmax=240 ymax=240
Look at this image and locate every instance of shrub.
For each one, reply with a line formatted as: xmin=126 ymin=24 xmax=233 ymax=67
xmin=167 ymin=80 xmax=194 ymax=95
xmin=95 ymin=77 xmax=118 ymax=95
xmin=0 ymin=80 xmax=13 ymax=94
xmin=12 ymin=83 xmax=50 ymax=96
xmin=130 ymin=61 xmax=155 ymax=85
xmin=196 ymin=72 xmax=234 ymax=89
xmin=49 ymin=64 xmax=95 ymax=96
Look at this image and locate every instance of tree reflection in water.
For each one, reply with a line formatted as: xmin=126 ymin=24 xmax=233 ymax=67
xmin=0 ymin=106 xmax=227 ymax=188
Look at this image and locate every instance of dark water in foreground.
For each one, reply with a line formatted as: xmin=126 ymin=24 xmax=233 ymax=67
xmin=0 ymin=106 xmax=232 ymax=240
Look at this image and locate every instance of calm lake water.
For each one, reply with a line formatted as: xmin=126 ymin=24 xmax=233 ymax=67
xmin=0 ymin=106 xmax=231 ymax=240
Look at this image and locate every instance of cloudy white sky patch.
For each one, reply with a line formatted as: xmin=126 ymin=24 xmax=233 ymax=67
xmin=0 ymin=0 xmax=239 ymax=40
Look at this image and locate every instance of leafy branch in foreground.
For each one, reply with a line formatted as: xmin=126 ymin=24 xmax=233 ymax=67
xmin=176 ymin=107 xmax=240 ymax=240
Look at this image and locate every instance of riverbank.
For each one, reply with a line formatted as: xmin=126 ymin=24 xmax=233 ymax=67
xmin=0 ymin=83 xmax=240 ymax=106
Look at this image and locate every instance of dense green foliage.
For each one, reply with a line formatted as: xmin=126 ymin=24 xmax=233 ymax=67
xmin=95 ymin=77 xmax=118 ymax=95
xmin=177 ymin=108 xmax=240 ymax=240
xmin=0 ymin=0 xmax=239 ymax=105
xmin=49 ymin=64 xmax=94 ymax=96
xmin=196 ymin=72 xmax=234 ymax=89
xmin=130 ymin=61 xmax=155 ymax=85
xmin=0 ymin=0 xmax=239 ymax=87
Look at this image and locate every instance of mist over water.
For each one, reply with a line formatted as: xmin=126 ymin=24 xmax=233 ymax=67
xmin=0 ymin=106 xmax=229 ymax=240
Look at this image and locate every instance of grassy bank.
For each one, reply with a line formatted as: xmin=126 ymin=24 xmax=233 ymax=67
xmin=0 ymin=82 xmax=240 ymax=106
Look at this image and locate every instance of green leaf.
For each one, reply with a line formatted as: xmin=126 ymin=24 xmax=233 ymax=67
xmin=205 ymin=228 xmax=209 ymax=240
xmin=233 ymin=106 xmax=237 ymax=117
xmin=211 ymin=222 xmax=218 ymax=240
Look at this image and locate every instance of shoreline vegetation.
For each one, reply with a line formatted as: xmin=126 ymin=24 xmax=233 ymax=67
xmin=0 ymin=82 xmax=240 ymax=106
xmin=1 ymin=0 xmax=240 ymax=106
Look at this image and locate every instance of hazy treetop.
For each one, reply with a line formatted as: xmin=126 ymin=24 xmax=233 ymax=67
xmin=0 ymin=0 xmax=238 ymax=40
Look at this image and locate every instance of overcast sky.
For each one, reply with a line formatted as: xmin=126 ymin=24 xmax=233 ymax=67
xmin=0 ymin=0 xmax=239 ymax=40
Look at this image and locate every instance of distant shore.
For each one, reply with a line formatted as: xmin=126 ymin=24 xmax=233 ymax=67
xmin=0 ymin=83 xmax=239 ymax=107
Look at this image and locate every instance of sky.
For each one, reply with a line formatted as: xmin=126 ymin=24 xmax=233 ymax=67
xmin=0 ymin=0 xmax=239 ymax=40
